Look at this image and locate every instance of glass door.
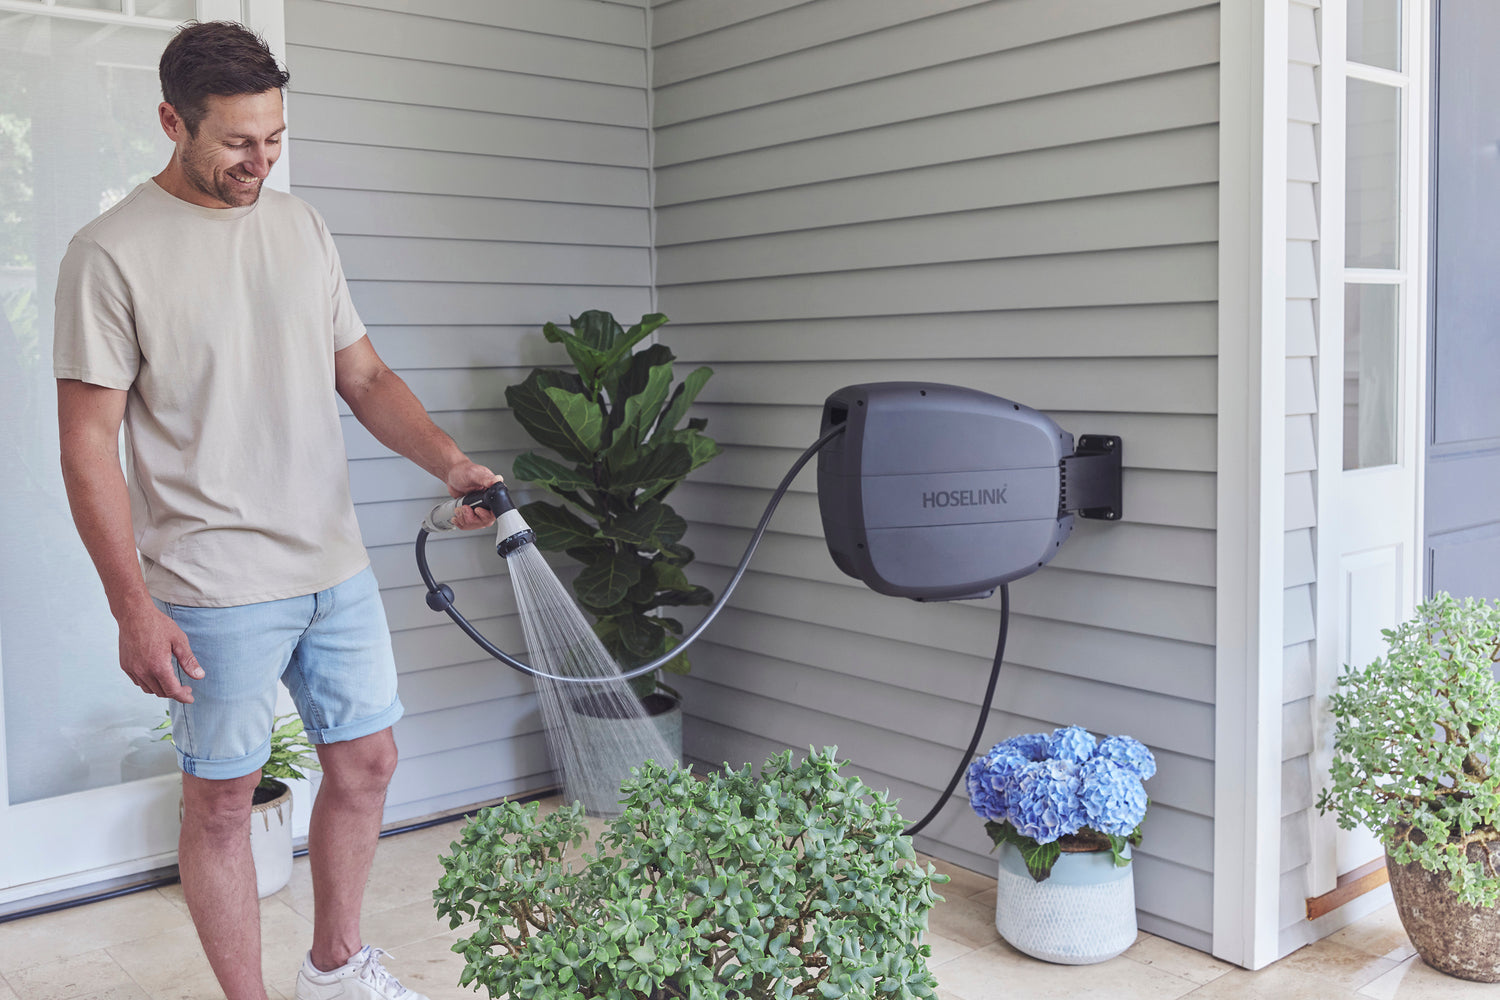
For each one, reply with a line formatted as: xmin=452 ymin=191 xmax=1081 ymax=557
xmin=0 ymin=0 xmax=279 ymax=903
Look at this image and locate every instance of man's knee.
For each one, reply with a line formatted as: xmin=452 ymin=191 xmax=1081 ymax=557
xmin=319 ymin=729 xmax=397 ymax=795
xmin=181 ymin=771 xmax=261 ymax=838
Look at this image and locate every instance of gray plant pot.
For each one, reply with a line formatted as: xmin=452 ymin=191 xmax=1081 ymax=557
xmin=1387 ymin=845 xmax=1500 ymax=982
xmin=567 ymin=692 xmax=682 ymax=818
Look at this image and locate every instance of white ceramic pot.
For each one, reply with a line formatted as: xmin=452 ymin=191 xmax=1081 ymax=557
xmin=993 ymin=841 xmax=1136 ymax=965
xmin=250 ymin=781 xmax=293 ymax=898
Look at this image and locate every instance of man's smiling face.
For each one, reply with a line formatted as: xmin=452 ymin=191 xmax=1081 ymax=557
xmin=164 ymin=90 xmax=285 ymax=209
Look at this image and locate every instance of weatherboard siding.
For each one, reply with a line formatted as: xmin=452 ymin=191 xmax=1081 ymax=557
xmin=651 ymin=0 xmax=1220 ymax=951
xmin=284 ymin=0 xmax=654 ymax=824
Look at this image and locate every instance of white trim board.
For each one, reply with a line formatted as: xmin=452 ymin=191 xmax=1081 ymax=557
xmin=1212 ymin=0 xmax=1288 ymax=972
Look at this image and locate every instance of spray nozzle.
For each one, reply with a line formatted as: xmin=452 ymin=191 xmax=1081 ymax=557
xmin=423 ymin=482 xmax=537 ymax=558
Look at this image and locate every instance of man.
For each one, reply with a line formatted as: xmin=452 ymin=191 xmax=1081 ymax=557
xmin=54 ymin=21 xmax=492 ymax=1000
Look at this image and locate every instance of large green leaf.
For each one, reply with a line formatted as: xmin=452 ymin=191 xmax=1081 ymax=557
xmin=658 ymin=541 xmax=695 ymax=567
xmin=603 ymin=362 xmax=675 ymax=469
xmin=573 ymin=552 xmax=641 ymax=609
xmin=512 ymin=452 xmax=594 ymax=494
xmin=602 ymin=501 xmax=687 ymax=550
xmin=618 ymin=615 xmax=667 ymax=658
xmin=655 ymin=366 xmax=714 ymax=435
xmin=652 ymin=562 xmax=692 ymax=594
xmin=544 ymin=311 xmax=668 ymax=392
xmin=609 ymin=344 xmax=674 ymax=431
xmin=505 ymin=369 xmax=603 ymax=464
xmin=517 ymin=501 xmax=600 ymax=552
xmin=605 ymin=444 xmax=692 ymax=497
xmin=654 ymin=585 xmax=713 ymax=608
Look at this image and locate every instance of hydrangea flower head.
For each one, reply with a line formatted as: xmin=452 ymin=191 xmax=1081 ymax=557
xmin=1000 ymin=732 xmax=1052 ymax=762
xmin=966 ymin=744 xmax=1028 ymax=822
xmin=1047 ymin=725 xmax=1097 ymax=763
xmin=1008 ymin=759 xmax=1085 ymax=843
xmin=1077 ymin=757 xmax=1149 ymax=836
xmin=1095 ymin=735 xmax=1157 ymax=781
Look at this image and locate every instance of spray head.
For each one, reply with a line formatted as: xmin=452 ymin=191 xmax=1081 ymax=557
xmin=422 ymin=482 xmax=537 ymax=558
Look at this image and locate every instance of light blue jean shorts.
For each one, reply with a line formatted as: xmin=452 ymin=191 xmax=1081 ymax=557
xmin=155 ymin=566 xmax=403 ymax=781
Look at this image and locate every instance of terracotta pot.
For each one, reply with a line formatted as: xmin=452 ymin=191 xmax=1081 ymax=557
xmin=1386 ymin=843 xmax=1500 ymax=982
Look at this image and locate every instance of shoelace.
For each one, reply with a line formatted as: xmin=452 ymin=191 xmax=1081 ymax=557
xmin=356 ymin=947 xmax=410 ymax=999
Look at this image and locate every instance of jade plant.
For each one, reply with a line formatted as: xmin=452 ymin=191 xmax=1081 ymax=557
xmin=504 ymin=310 xmax=721 ymax=700
xmin=432 ymin=748 xmax=948 ymax=1000
xmin=1316 ymin=593 xmax=1500 ymax=906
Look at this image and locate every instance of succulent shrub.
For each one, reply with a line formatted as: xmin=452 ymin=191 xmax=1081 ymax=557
xmin=504 ymin=310 xmax=721 ymax=699
xmin=1317 ymin=593 xmax=1500 ymax=906
xmin=432 ymin=748 xmax=948 ymax=1000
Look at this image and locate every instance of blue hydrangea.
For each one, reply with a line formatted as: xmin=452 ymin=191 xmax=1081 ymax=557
xmin=1095 ymin=735 xmax=1157 ymax=781
xmin=966 ymin=745 xmax=1028 ymax=822
xmin=1047 ymin=725 xmax=1097 ymax=763
xmin=1077 ymin=757 xmax=1149 ymax=836
xmin=1008 ymin=759 xmax=1085 ymax=843
xmin=999 ymin=732 xmax=1052 ymax=761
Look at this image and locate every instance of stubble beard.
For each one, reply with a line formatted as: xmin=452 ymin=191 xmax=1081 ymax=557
xmin=180 ymin=144 xmax=263 ymax=209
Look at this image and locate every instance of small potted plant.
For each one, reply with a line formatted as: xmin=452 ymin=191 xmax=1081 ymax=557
xmin=1316 ymin=593 xmax=1500 ymax=982
xmin=504 ymin=310 xmax=721 ymax=812
xmin=967 ymin=726 xmax=1155 ymax=964
xmin=432 ymin=747 xmax=949 ymax=999
xmin=160 ymin=712 xmax=320 ymax=897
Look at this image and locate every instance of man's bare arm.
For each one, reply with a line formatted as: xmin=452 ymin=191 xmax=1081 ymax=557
xmin=57 ymin=378 xmax=202 ymax=702
xmin=333 ymin=336 xmax=499 ymax=528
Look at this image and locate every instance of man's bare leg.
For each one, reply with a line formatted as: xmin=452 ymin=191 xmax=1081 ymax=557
xmin=180 ymin=770 xmax=268 ymax=1000
xmin=305 ymin=728 xmax=398 ymax=971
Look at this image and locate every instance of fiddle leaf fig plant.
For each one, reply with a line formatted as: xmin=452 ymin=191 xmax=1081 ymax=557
xmin=432 ymin=748 xmax=948 ymax=1000
xmin=1316 ymin=593 xmax=1500 ymax=906
xmin=505 ymin=311 xmax=721 ymax=700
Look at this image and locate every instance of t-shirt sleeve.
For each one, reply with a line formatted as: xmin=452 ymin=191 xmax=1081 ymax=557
xmin=316 ymin=212 xmax=367 ymax=352
xmin=52 ymin=236 xmax=140 ymax=390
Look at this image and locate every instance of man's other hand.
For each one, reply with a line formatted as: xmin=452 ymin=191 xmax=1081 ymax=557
xmin=119 ymin=604 xmax=203 ymax=703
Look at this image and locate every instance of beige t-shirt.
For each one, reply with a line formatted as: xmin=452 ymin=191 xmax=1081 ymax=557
xmin=54 ymin=180 xmax=370 ymax=607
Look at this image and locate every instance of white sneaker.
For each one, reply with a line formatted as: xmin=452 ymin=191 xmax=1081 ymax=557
xmin=295 ymin=946 xmax=428 ymax=1000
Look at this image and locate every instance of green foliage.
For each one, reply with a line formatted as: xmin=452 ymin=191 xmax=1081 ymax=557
xmin=158 ymin=712 xmax=320 ymax=793
xmin=505 ymin=311 xmax=722 ymax=698
xmin=433 ymin=748 xmax=948 ymax=1000
xmin=1316 ymin=593 xmax=1500 ymax=907
xmin=982 ymin=820 xmax=1140 ymax=882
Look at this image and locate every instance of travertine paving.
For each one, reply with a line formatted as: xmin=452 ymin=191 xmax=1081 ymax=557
xmin=0 ymin=800 xmax=1458 ymax=1000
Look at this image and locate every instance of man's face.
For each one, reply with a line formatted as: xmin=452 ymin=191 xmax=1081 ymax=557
xmin=164 ymin=90 xmax=285 ymax=209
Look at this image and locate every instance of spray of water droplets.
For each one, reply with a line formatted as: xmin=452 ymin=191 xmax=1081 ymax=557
xmin=504 ymin=544 xmax=677 ymax=816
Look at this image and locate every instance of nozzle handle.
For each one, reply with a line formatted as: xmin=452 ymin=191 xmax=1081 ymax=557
xmin=422 ymin=481 xmax=513 ymax=532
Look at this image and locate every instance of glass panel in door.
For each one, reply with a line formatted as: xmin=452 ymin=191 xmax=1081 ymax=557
xmin=1 ymin=13 xmax=180 ymax=884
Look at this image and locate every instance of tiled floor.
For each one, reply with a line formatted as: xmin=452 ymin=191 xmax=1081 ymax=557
xmin=0 ymin=800 xmax=1484 ymax=1000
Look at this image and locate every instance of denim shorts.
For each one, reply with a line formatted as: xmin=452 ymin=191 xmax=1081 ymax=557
xmin=155 ymin=566 xmax=403 ymax=780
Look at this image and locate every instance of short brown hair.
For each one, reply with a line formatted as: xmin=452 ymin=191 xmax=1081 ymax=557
xmin=159 ymin=21 xmax=290 ymax=136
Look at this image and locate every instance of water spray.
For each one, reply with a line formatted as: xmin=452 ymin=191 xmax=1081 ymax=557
xmin=414 ymin=382 xmax=1124 ymax=832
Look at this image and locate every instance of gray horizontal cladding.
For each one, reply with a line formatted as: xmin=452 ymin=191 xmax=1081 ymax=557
xmin=651 ymin=0 xmax=1220 ymax=949
xmin=286 ymin=0 xmax=652 ymax=822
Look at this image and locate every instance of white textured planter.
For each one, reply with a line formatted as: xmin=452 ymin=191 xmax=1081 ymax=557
xmin=994 ymin=841 xmax=1136 ymax=965
xmin=250 ymin=781 xmax=293 ymax=898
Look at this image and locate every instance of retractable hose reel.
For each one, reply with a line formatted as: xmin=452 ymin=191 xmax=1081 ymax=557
xmin=415 ymin=381 xmax=1124 ymax=832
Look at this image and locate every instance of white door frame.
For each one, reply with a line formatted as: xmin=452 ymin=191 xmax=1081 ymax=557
xmin=1308 ymin=0 xmax=1433 ymax=902
xmin=0 ymin=0 xmax=288 ymax=907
